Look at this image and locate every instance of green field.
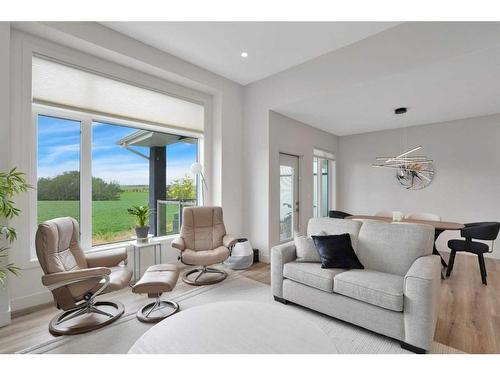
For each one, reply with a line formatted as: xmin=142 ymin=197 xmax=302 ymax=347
xmin=38 ymin=190 xmax=183 ymax=245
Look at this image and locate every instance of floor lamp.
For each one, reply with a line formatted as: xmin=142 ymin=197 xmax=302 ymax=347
xmin=190 ymin=162 xmax=207 ymax=205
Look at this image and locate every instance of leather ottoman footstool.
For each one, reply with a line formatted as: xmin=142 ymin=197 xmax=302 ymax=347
xmin=132 ymin=264 xmax=180 ymax=323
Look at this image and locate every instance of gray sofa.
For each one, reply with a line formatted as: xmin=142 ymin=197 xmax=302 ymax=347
xmin=271 ymin=218 xmax=441 ymax=353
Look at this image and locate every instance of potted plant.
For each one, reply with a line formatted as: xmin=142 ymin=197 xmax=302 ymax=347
xmin=1 ymin=168 xmax=30 ymax=287
xmin=127 ymin=205 xmax=150 ymax=242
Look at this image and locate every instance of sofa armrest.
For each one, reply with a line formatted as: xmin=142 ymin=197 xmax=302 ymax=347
xmin=223 ymin=234 xmax=237 ymax=248
xmin=271 ymin=241 xmax=297 ymax=299
xmin=403 ymin=255 xmax=441 ymax=351
xmin=42 ymin=267 xmax=111 ymax=290
xmin=171 ymin=237 xmax=185 ymax=251
xmin=86 ymin=248 xmax=127 ymax=268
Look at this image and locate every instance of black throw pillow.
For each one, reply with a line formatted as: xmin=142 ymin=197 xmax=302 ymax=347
xmin=312 ymin=233 xmax=364 ymax=270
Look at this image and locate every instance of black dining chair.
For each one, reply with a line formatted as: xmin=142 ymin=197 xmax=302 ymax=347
xmin=328 ymin=210 xmax=351 ymax=219
xmin=446 ymin=222 xmax=500 ymax=285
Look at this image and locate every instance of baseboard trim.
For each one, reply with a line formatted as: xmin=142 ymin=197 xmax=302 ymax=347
xmin=0 ymin=311 xmax=11 ymax=327
xmin=11 ymin=301 xmax=55 ymax=319
xmin=10 ymin=290 xmax=52 ymax=312
xmin=259 ymin=253 xmax=270 ymax=264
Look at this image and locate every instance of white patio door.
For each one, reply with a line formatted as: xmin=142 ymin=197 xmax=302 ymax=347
xmin=279 ymin=153 xmax=299 ymax=242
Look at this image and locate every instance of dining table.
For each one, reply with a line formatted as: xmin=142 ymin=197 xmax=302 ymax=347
xmin=346 ymin=215 xmax=465 ymax=279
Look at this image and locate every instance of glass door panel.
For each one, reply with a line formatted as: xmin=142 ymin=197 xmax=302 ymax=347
xmin=313 ymin=157 xmax=318 ymax=217
xmin=313 ymin=156 xmax=333 ymax=218
xmin=321 ymin=160 xmax=329 ymax=217
xmin=279 ymin=153 xmax=299 ymax=241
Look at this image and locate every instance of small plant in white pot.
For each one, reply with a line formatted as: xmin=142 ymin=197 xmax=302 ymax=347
xmin=127 ymin=205 xmax=150 ymax=242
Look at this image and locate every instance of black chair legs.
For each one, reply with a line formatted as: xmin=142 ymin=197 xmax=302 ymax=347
xmin=445 ymin=250 xmax=456 ymax=277
xmin=446 ymin=250 xmax=488 ymax=285
xmin=447 ymin=222 xmax=499 ymax=286
xmin=477 ymin=253 xmax=487 ymax=285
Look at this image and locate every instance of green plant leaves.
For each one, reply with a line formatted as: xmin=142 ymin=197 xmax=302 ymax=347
xmin=0 ymin=167 xmax=30 ymax=284
xmin=127 ymin=205 xmax=150 ymax=227
xmin=0 ymin=247 xmax=22 ymax=287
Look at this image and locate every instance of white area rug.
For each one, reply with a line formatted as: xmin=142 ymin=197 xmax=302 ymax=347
xmin=18 ymin=274 xmax=461 ymax=354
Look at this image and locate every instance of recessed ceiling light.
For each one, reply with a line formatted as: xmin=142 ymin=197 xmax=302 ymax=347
xmin=240 ymin=52 xmax=248 ymax=58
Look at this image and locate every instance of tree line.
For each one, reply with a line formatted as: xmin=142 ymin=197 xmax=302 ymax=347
xmin=38 ymin=171 xmax=122 ymax=201
xmin=38 ymin=171 xmax=197 ymax=201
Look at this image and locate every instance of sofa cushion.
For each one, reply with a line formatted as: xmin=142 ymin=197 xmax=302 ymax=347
xmin=333 ymin=269 xmax=404 ymax=312
xmin=283 ymin=262 xmax=345 ymax=293
xmin=181 ymin=246 xmax=230 ymax=266
xmin=357 ymin=221 xmax=434 ymax=276
xmin=294 ymin=235 xmax=321 ymax=262
xmin=307 ymin=218 xmax=362 ymax=252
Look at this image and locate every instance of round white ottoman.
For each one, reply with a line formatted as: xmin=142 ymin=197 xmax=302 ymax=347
xmin=128 ymin=301 xmax=337 ymax=354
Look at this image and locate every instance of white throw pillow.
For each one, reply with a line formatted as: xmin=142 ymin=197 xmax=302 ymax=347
xmin=295 ymin=234 xmax=322 ymax=262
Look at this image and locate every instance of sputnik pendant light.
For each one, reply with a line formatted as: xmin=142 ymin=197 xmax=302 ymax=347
xmin=372 ymin=107 xmax=435 ymax=190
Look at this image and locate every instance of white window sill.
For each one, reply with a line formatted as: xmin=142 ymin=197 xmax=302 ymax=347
xmin=28 ymin=234 xmax=180 ymax=266
xmin=87 ymin=234 xmax=180 ymax=253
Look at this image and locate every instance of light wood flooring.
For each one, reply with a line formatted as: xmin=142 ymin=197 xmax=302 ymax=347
xmin=1 ymin=257 xmax=499 ymax=354
xmin=435 ymin=252 xmax=500 ymax=353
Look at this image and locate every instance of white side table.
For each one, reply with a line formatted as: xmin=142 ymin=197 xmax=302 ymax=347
xmin=128 ymin=237 xmax=162 ymax=284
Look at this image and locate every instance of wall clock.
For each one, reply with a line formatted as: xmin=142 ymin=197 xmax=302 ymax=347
xmin=395 ymin=162 xmax=434 ymax=190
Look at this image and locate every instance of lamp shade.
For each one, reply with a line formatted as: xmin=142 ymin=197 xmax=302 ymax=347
xmin=190 ymin=162 xmax=203 ymax=175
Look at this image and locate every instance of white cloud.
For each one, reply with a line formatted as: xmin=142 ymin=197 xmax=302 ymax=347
xmin=39 ymin=143 xmax=80 ymax=164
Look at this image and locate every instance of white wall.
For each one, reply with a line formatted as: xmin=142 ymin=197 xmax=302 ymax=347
xmin=242 ymin=23 xmax=500 ymax=260
xmin=337 ymin=114 xmax=500 ymax=257
xmin=6 ymin=23 xmax=245 ymax=312
xmin=0 ymin=22 xmax=11 ymax=326
xmin=0 ymin=23 xmax=10 ymax=170
xmin=268 ymin=112 xmax=338 ymax=257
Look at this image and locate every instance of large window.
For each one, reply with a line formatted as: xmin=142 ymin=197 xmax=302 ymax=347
xmin=313 ymin=151 xmax=335 ymax=218
xmin=36 ymin=111 xmax=200 ymax=248
xmin=91 ymin=122 xmax=150 ymax=245
xmin=37 ymin=115 xmax=81 ymax=224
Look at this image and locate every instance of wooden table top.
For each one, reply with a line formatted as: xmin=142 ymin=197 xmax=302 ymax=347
xmin=346 ymin=215 xmax=464 ymax=231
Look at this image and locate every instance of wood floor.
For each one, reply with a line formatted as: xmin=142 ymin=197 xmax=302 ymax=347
xmin=1 ymin=256 xmax=499 ymax=354
xmin=435 ymin=252 xmax=500 ymax=353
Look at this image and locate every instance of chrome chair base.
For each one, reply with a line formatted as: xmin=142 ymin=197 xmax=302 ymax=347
xmin=49 ymin=300 xmax=124 ymax=336
xmin=136 ymin=298 xmax=180 ymax=323
xmin=182 ymin=266 xmax=227 ymax=286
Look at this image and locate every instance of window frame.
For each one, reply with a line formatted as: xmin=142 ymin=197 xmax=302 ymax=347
xmin=10 ymin=32 xmax=214 ymax=272
xmin=33 ymin=103 xmax=203 ymax=255
xmin=313 ymin=153 xmax=336 ymax=218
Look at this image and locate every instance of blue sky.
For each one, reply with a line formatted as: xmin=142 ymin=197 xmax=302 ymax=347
xmin=38 ymin=115 xmax=197 ymax=185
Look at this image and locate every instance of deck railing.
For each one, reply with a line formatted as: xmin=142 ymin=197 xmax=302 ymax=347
xmin=156 ymin=199 xmax=197 ymax=236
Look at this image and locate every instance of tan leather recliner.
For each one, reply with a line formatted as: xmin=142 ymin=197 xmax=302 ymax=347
xmin=35 ymin=217 xmax=132 ymax=336
xmin=172 ymin=206 xmax=236 ymax=285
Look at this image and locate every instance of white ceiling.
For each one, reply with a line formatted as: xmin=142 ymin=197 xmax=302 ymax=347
xmin=276 ymin=43 xmax=500 ymax=136
xmin=101 ymin=22 xmax=399 ymax=85
xmin=100 ymin=22 xmax=500 ymax=136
